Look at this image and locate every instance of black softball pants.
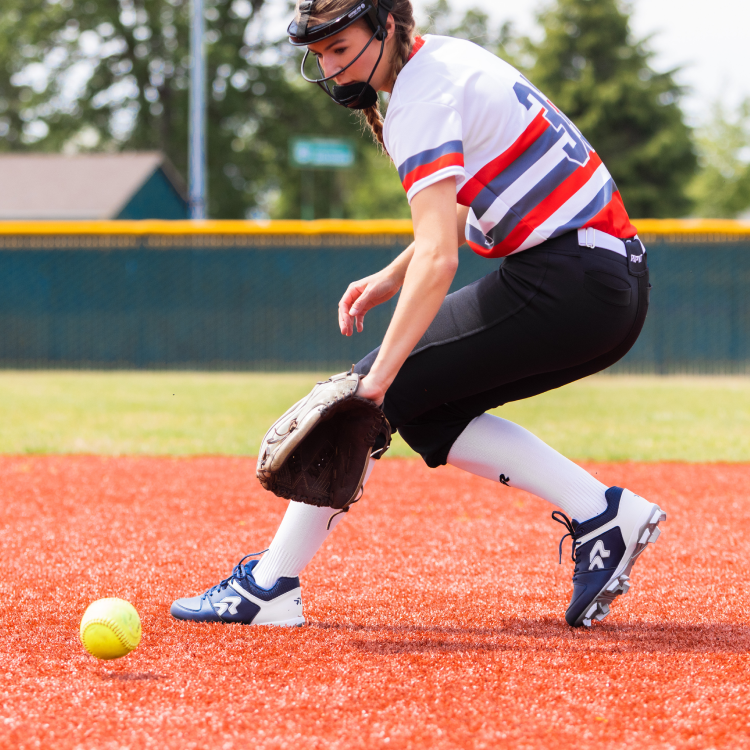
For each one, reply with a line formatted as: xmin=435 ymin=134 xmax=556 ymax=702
xmin=355 ymin=230 xmax=650 ymax=468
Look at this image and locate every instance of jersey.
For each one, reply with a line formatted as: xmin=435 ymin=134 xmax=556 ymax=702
xmin=383 ymin=35 xmax=638 ymax=258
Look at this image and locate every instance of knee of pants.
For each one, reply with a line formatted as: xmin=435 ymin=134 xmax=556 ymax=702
xmin=398 ymin=417 xmax=473 ymax=469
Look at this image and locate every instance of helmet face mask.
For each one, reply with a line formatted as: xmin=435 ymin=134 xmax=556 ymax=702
xmin=288 ymin=0 xmax=394 ymax=110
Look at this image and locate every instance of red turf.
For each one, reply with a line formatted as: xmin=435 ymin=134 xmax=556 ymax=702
xmin=1 ymin=456 xmax=749 ymax=749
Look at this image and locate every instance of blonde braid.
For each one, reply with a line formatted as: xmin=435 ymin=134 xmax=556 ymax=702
xmin=360 ymin=0 xmax=416 ymax=152
xmin=362 ymin=101 xmax=386 ymax=148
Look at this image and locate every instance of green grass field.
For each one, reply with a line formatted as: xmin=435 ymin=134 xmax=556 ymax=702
xmin=1 ymin=371 xmax=749 ymax=461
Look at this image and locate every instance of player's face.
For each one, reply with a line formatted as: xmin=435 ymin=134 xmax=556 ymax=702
xmin=307 ymin=20 xmax=395 ymax=93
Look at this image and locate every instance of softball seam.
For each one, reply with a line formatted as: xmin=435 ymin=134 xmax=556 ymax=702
xmin=81 ymin=618 xmax=138 ymax=651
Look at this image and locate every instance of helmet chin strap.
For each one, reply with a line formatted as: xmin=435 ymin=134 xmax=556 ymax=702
xmin=331 ymin=34 xmax=385 ymax=109
xmin=300 ymin=27 xmax=386 ymax=110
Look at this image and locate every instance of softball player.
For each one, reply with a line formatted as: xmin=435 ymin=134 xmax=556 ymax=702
xmin=172 ymin=0 xmax=666 ymax=628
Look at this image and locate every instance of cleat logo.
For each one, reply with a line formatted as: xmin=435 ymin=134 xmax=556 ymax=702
xmin=294 ymin=597 xmax=302 ymax=605
xmin=214 ymin=596 xmax=242 ymax=616
xmin=499 ymin=474 xmax=511 ymax=486
xmin=589 ymin=540 xmax=611 ymax=571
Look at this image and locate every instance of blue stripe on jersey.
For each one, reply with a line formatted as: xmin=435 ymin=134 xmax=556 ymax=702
xmin=397 ymin=140 xmax=464 ymax=182
xmin=485 ymin=207 xmax=523 ymax=248
xmin=484 ymin=158 xmax=582 ymax=246
xmin=509 ymin=157 xmax=580 ymax=221
xmin=466 ymin=222 xmax=493 ymax=250
xmin=471 ymin=126 xmax=572 ymax=220
xmin=549 ymin=178 xmax=615 ymax=239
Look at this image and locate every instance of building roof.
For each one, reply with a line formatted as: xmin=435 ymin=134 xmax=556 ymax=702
xmin=0 ymin=152 xmax=187 ymax=220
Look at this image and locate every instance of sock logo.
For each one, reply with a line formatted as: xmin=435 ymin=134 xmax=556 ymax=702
xmin=589 ymin=540 xmax=611 ymax=570
xmin=499 ymin=474 xmax=511 ymax=486
xmin=214 ymin=596 xmax=242 ymax=616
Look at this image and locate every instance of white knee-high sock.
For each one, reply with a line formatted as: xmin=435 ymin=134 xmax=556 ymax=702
xmin=253 ymin=458 xmax=377 ymax=589
xmin=447 ymin=413 xmax=607 ymax=522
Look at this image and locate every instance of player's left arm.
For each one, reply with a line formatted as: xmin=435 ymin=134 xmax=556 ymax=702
xmin=338 ymin=200 xmax=468 ymax=336
xmin=356 ymin=177 xmax=461 ymax=404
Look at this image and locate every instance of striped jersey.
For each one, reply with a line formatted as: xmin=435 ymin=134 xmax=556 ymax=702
xmin=383 ymin=35 xmax=637 ymax=258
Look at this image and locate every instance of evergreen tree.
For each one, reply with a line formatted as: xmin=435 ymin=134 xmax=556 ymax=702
xmin=525 ymin=0 xmax=696 ymax=217
xmin=421 ymin=0 xmax=517 ymax=60
xmin=688 ymin=99 xmax=750 ymax=218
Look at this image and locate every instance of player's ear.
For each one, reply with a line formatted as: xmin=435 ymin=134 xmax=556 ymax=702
xmin=385 ymin=13 xmax=395 ymax=39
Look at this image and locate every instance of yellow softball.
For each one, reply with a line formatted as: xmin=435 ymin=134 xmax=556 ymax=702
xmin=79 ymin=598 xmax=142 ymax=660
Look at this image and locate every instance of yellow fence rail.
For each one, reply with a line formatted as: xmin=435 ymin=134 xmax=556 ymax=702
xmin=0 ymin=218 xmax=748 ymax=237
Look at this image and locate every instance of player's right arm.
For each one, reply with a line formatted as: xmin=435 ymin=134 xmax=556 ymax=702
xmin=338 ymin=203 xmax=469 ymax=336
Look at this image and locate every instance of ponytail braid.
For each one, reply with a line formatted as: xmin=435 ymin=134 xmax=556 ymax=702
xmin=361 ymin=100 xmax=386 ymax=149
xmin=359 ymin=0 xmax=416 ymax=153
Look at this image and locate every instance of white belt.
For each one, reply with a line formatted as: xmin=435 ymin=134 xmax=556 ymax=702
xmin=577 ymin=227 xmax=642 ymax=257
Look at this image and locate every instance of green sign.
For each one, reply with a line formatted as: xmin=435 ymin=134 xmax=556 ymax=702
xmin=290 ymin=138 xmax=355 ymax=169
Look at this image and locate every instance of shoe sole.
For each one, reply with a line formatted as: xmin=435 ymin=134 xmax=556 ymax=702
xmin=577 ymin=505 xmax=666 ymax=628
xmin=170 ymin=611 xmax=306 ymax=626
xmin=249 ymin=616 xmax=306 ymax=627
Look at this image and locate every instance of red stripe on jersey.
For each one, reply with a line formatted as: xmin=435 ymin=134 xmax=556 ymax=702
xmin=467 ymin=238 xmax=518 ymax=259
xmin=457 ymin=110 xmax=550 ymax=207
xmin=478 ymin=233 xmax=526 ymax=258
xmin=493 ymin=152 xmax=606 ymax=254
xmin=582 ymin=190 xmax=637 ymax=239
xmin=402 ymin=152 xmax=464 ymax=193
xmin=466 ymin=239 xmax=500 ymax=258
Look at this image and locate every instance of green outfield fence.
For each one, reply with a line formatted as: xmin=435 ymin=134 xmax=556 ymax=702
xmin=0 ymin=219 xmax=749 ymax=373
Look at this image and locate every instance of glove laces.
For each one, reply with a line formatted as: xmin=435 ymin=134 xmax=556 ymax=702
xmin=326 ymin=487 xmax=364 ymax=530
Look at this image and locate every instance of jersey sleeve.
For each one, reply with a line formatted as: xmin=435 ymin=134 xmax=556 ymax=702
xmin=385 ymin=102 xmax=465 ymax=204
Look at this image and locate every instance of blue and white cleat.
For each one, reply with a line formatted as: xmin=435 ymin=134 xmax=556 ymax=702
xmin=170 ymin=555 xmax=305 ymax=626
xmin=553 ymin=487 xmax=666 ymax=628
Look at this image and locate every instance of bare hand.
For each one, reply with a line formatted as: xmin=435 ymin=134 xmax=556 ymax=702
xmin=356 ymin=374 xmax=386 ymax=405
xmin=338 ymin=268 xmax=402 ymax=336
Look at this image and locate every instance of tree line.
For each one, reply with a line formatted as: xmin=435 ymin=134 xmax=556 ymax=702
xmin=0 ymin=0 xmax=748 ymax=220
